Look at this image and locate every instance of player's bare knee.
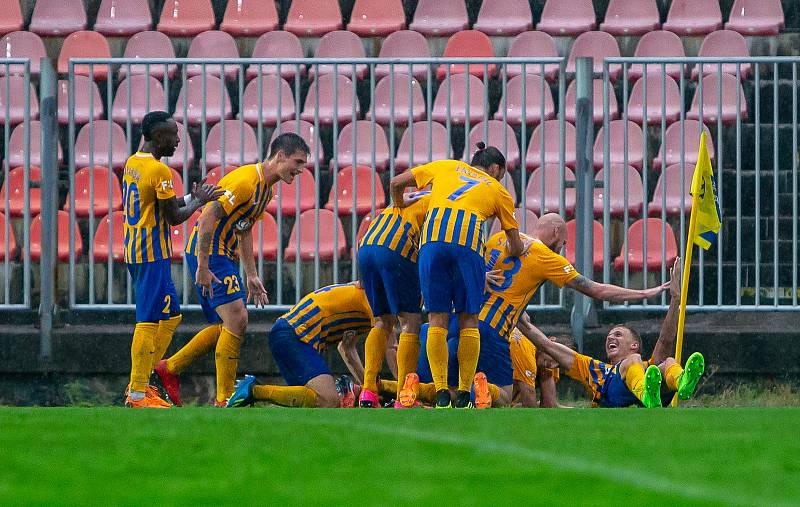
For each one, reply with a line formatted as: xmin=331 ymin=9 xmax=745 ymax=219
xmin=375 ymin=315 xmax=395 ymax=332
xmin=398 ymin=313 xmax=421 ymax=334
xmin=458 ymin=313 xmax=478 ymax=329
xmin=428 ymin=312 xmax=449 ymax=329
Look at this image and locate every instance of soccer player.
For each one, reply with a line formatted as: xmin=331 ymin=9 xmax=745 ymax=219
xmin=509 ymin=330 xmax=571 ymax=408
xmin=356 ymin=189 xmax=431 ymax=408
xmin=123 ymin=110 xmax=223 ymax=408
xmin=227 ymin=282 xmax=374 ymax=408
xmin=389 ymin=143 xmax=525 ymax=408
xmin=515 ymin=258 xmax=706 ymax=408
xmin=155 ymin=133 xmax=309 ymax=406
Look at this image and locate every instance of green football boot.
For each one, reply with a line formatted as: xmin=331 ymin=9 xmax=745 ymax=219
xmin=641 ymin=364 xmax=663 ymax=408
xmin=678 ymin=352 xmax=705 ymax=400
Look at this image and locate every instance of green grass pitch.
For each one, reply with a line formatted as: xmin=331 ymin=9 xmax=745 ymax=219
xmin=2 ymin=407 xmax=799 ymax=506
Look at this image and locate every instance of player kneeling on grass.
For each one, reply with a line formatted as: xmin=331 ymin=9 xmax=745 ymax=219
xmin=228 ymin=282 xmax=380 ymax=408
xmin=509 ymin=330 xmax=572 ymax=408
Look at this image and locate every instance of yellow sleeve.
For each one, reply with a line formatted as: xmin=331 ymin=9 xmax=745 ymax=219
xmin=539 ymin=248 xmax=580 ymax=288
xmin=565 ymin=353 xmax=594 ymax=385
xmin=494 ymin=186 xmax=518 ymax=231
xmin=153 ymin=163 xmax=176 ymax=200
xmin=218 ymin=176 xmax=255 ymax=216
xmin=410 ymin=162 xmax=439 ymax=189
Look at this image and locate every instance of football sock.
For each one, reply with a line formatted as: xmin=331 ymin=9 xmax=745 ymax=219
xmin=426 ymin=326 xmax=450 ymax=392
xmin=396 ymin=332 xmax=420 ymax=391
xmin=379 ymin=380 xmax=397 ymax=395
xmin=664 ymin=362 xmax=683 ymax=392
xmin=129 ymin=322 xmax=159 ymax=393
xmin=166 ymin=324 xmax=221 ymax=375
xmin=363 ymin=327 xmax=389 ymax=393
xmin=252 ymin=385 xmax=317 ymax=407
xmin=417 ymin=382 xmax=437 ymax=404
xmin=153 ymin=314 xmax=182 ymax=371
xmin=215 ymin=326 xmax=242 ymax=403
xmin=488 ymin=382 xmax=501 ymax=402
xmin=624 ymin=362 xmax=646 ymax=401
xmin=457 ymin=327 xmax=480 ymax=392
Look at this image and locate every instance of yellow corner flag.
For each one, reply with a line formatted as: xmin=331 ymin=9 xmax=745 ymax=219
xmin=690 ymin=132 xmax=721 ymax=250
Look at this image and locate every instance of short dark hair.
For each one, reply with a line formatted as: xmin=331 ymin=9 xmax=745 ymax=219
xmin=141 ymin=111 xmax=173 ymax=141
xmin=612 ymin=324 xmax=642 ymax=350
xmin=269 ymin=132 xmax=310 ymax=158
xmin=470 ymin=142 xmax=506 ymax=171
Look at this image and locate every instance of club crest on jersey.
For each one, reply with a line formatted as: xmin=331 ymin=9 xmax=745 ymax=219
xmin=235 ymin=219 xmax=251 ymax=231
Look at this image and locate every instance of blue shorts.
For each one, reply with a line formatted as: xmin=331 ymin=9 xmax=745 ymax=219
xmin=418 ymin=242 xmax=485 ymax=314
xmin=599 ymin=371 xmax=643 ymax=408
xmin=186 ymin=253 xmax=246 ymax=324
xmin=268 ymin=318 xmax=331 ymax=386
xmin=127 ymin=259 xmax=180 ymax=323
xmin=358 ymin=245 xmax=421 ymax=316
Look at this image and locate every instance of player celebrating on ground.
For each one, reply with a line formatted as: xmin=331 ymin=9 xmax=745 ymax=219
xmin=155 ymin=133 xmax=309 ymax=406
xmin=227 ymin=282 xmax=375 ymax=408
xmin=123 ymin=111 xmax=223 ymax=408
xmin=389 ymin=143 xmax=525 ymax=408
xmin=516 ymin=258 xmax=706 ymax=408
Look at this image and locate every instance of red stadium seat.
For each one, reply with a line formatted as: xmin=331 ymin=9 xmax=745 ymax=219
xmin=431 ymin=74 xmax=487 ymax=126
xmin=7 ymin=121 xmax=63 ymax=169
xmin=691 ymin=30 xmax=752 ymax=80
xmin=162 ymin=122 xmax=195 ymax=171
xmin=614 ymin=218 xmax=678 ymax=272
xmin=173 ymin=75 xmax=232 ymax=127
xmin=30 ymin=211 xmax=81 ymax=263
xmin=74 ymin=121 xmax=129 ymax=171
xmin=593 ymin=120 xmax=645 ymax=171
xmin=185 ymin=31 xmax=241 ymax=81
xmin=375 ymin=30 xmax=431 ymax=81
xmin=525 ymin=164 xmax=576 ymax=216
xmin=726 ymin=0 xmax=784 ymax=36
xmin=687 ymin=73 xmax=748 ymax=124
xmin=220 ymin=0 xmax=279 ymax=36
xmin=565 ymin=79 xmax=618 ymax=124
xmin=285 ymin=209 xmax=347 ymax=261
xmin=437 ymin=30 xmax=496 ymax=81
xmin=395 ymin=121 xmax=451 ymax=171
xmin=57 ymin=31 xmax=112 ymax=81
xmin=204 ymin=120 xmax=260 ymax=169
xmin=246 ymin=31 xmax=306 ymax=81
xmin=525 ymin=120 xmax=577 ymax=171
xmin=348 ymin=0 xmax=406 ymax=37
xmin=112 ymin=75 xmax=166 ymax=124
xmin=565 ymin=219 xmax=605 ymax=271
xmin=157 ymin=0 xmax=215 ymax=37
xmin=537 ymin=0 xmax=596 ymax=36
xmin=300 ymin=74 xmax=359 ymax=126
xmin=0 ymin=211 xmax=16 ymax=261
xmin=64 ymin=166 xmax=123 ymax=218
xmin=626 ymin=74 xmax=681 ymax=125
xmin=662 ymin=0 xmax=722 ymax=36
xmin=566 ymin=31 xmax=622 ymax=80
xmin=498 ymin=173 xmax=518 ymax=206
xmin=0 ymin=32 xmax=46 ymax=76
xmin=496 ymin=74 xmax=555 ymax=126
xmin=409 ymin=0 xmax=469 ymax=36
xmin=57 ymin=77 xmax=103 ymax=125
xmin=94 ymin=0 xmax=152 ymax=36
xmin=0 ymin=1 xmax=22 ymax=36
xmin=251 ymin=212 xmax=279 ymax=261
xmin=505 ymin=31 xmax=559 ymax=82
xmin=473 ymin=0 xmax=533 ymax=36
xmin=368 ymin=74 xmax=426 ymax=126
xmin=93 ymin=211 xmax=126 ymax=263
xmin=29 ymin=0 xmax=86 ymax=36
xmin=464 ymin=120 xmax=520 ymax=170
xmin=0 ymin=75 xmax=39 ymax=125
xmin=284 ymin=0 xmax=343 ymax=37
xmin=270 ymin=120 xmax=324 ymax=168
xmin=266 ymin=168 xmax=316 ymax=216
xmin=648 ymin=163 xmax=694 ymax=217
xmin=309 ymin=31 xmax=368 ymax=80
xmin=204 ymin=166 xmax=234 ymax=186
xmin=325 ymin=166 xmax=386 ymax=216
xmin=652 ymin=120 xmax=714 ymax=170
xmin=593 ymin=165 xmax=644 ymax=218
xmin=2 ymin=166 xmax=41 ymax=218
xmin=241 ymin=76 xmax=296 ymax=127
xmin=333 ymin=120 xmax=390 ymax=171
xmin=600 ymin=0 xmax=659 ymax=36
xmin=628 ymin=31 xmax=686 ymax=81
xmin=118 ymin=31 xmax=177 ymax=80
xmin=489 ymin=208 xmax=537 ymax=236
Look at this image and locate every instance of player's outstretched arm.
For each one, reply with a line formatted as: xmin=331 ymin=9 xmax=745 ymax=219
xmin=516 ymin=313 xmax=577 ymax=372
xmin=565 ymin=274 xmax=668 ymax=303
xmin=338 ymin=331 xmax=365 ymax=385
xmin=161 ymin=178 xmax=224 ymax=226
xmin=651 ymin=257 xmax=682 ymax=365
xmin=537 ymin=375 xmax=558 ymax=408
xmin=237 ymin=227 xmax=269 ymax=308
xmin=389 ymin=171 xmax=418 ymax=208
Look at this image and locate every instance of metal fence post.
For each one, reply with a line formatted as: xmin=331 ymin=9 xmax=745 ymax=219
xmin=39 ymin=58 xmax=58 ymax=363
xmin=571 ymin=57 xmax=597 ymax=352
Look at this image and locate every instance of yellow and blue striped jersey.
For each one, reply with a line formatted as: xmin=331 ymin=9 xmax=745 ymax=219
xmin=186 ymin=163 xmax=273 ymax=260
xmin=281 ymin=283 xmax=374 ymax=350
xmin=358 ymin=191 xmax=431 ymax=262
xmin=411 ymin=160 xmax=517 ymax=256
xmin=122 ymin=151 xmax=177 ymax=264
xmin=480 ymin=231 xmax=579 ymax=338
xmin=567 ymin=353 xmax=613 ymax=407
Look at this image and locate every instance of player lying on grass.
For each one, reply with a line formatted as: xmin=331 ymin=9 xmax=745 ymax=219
xmin=155 ymin=133 xmax=309 ymax=406
xmin=227 ymin=282 xmax=395 ymax=408
xmin=515 ymin=258 xmax=706 ymax=408
xmin=508 ymin=330 xmax=572 ymax=408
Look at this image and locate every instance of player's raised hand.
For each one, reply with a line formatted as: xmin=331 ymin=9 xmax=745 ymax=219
xmin=196 ymin=265 xmax=221 ymax=298
xmin=669 ymin=256 xmax=682 ymax=298
xmin=192 ymin=176 xmax=225 ymax=204
xmin=246 ymin=276 xmax=269 ymax=308
xmin=642 ymin=280 xmax=670 ymax=299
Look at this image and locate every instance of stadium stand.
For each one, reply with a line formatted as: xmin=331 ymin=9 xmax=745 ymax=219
xmin=537 ymin=0 xmax=596 ymax=36
xmin=29 ymin=211 xmax=80 ymax=263
xmin=118 ymin=31 xmax=178 ymax=79
xmin=614 ymin=218 xmax=678 ymax=271
xmin=566 ymin=31 xmax=622 ymax=80
xmin=725 ymin=0 xmax=785 ymax=36
xmin=246 ymin=31 xmax=306 ymax=80
xmin=436 ymin=30 xmax=496 ymax=80
xmin=473 ymin=0 xmax=533 ymax=36
xmin=111 ymin=75 xmax=167 ymax=124
xmin=687 ymin=73 xmax=748 ymax=123
xmin=489 ymin=208 xmax=538 ymax=236
xmin=309 ymin=30 xmax=368 ymax=80
xmin=0 ymin=212 xmax=16 ymax=261
xmin=409 ymin=0 xmax=469 ymax=36
xmin=57 ymin=31 xmax=112 ymax=80
xmin=525 ymin=120 xmax=577 ymax=170
xmin=94 ymin=0 xmax=152 ymax=37
xmin=600 ymin=0 xmax=660 ymax=36
xmin=333 ymin=120 xmax=391 ymax=171
xmin=301 ymin=73 xmax=360 ymax=125
xmin=185 ymin=30 xmax=241 ymax=80
xmin=592 ymin=120 xmax=645 ymax=170
xmin=251 ymin=213 xmax=280 ymax=261
xmin=652 ymin=120 xmax=714 ymax=170
xmin=431 ymin=74 xmax=487 ymax=125
xmin=325 ymin=165 xmax=387 ymax=216
xmin=564 ymin=79 xmax=618 ymax=124
xmin=204 ymin=120 xmax=260 ymax=168
xmin=648 ymin=163 xmax=695 ymax=217
xmin=57 ymin=77 xmax=103 ymax=125
xmin=465 ymin=120 xmax=520 ymax=170
xmin=92 ymin=210 xmax=126 ymax=263
xmin=662 ymin=0 xmax=723 ymax=36
xmin=628 ymin=30 xmax=687 ymax=81
xmin=496 ymin=74 xmax=555 ymax=126
xmin=0 ymin=75 xmax=39 ymax=125
xmin=625 ymin=74 xmax=682 ymax=125
xmin=157 ymin=0 xmax=216 ymax=37
xmin=2 ymin=166 xmax=42 ymax=218
xmin=64 ymin=166 xmax=123 ymax=218
xmin=375 ymin=30 xmax=431 ymax=80
xmin=283 ymin=0 xmax=343 ymax=37
xmin=29 ymin=0 xmax=87 ymax=36
xmin=525 ymin=164 xmax=577 ymax=216
xmin=347 ymin=0 xmax=406 ymax=37
xmin=0 ymin=0 xmax=23 ymax=36
xmin=504 ymin=31 xmax=559 ymax=81
xmin=73 ymin=120 xmax=129 ymax=171
xmin=0 ymin=31 xmax=46 ymax=76
xmin=691 ymin=30 xmax=752 ymax=80
xmin=174 ymin=74 xmax=233 ymax=126
xmin=565 ymin=219 xmax=605 ymax=270
xmin=593 ymin=165 xmax=644 ymax=217
xmin=285 ymin=209 xmax=347 ymax=262
xmin=7 ymin=121 xmax=62 ymax=169
xmin=220 ymin=0 xmax=279 ymax=36
xmin=394 ymin=121 xmax=451 ymax=171
xmin=266 ymin=168 xmax=316 ymax=216
xmin=368 ymin=73 xmax=426 ymax=126
xmin=240 ymin=76 xmax=296 ymax=126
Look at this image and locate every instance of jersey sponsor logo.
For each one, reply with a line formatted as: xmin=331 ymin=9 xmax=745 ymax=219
xmin=223 ymin=190 xmax=236 ymax=206
xmin=160 ymin=180 xmax=174 ymax=191
xmin=563 ymin=265 xmax=573 ymax=274
xmin=234 ymin=219 xmax=251 ymax=232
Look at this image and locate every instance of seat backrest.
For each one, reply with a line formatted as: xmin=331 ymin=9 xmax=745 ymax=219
xmin=605 ymin=0 xmax=658 ymax=19
xmin=651 ymin=162 xmax=693 ymax=212
xmin=158 ymin=0 xmax=216 ymax=35
xmin=205 ymin=120 xmax=260 ymax=167
xmin=697 ymin=30 xmax=749 ymax=58
xmin=568 ymin=31 xmax=620 ymax=69
xmin=525 ymin=164 xmax=577 ymax=214
xmin=503 ymin=74 xmax=556 ymax=117
xmin=0 ymin=211 xmax=17 ymax=260
xmin=221 ymin=0 xmax=279 ymax=35
xmin=174 ymin=74 xmax=232 ymax=124
xmin=286 ymin=208 xmax=346 ymax=261
xmin=113 ymin=74 xmax=167 ymax=123
xmin=8 ymin=120 xmax=62 ymax=167
xmin=267 ymin=168 xmax=316 ymax=215
xmin=123 ymin=30 xmax=176 ymax=59
xmin=58 ymin=76 xmax=103 ymax=125
xmin=373 ymin=73 xmax=425 ymax=112
xmin=29 ymin=0 xmax=87 ymax=35
xmin=95 ymin=0 xmax=152 ymax=35
xmin=508 ymin=31 xmax=558 ymax=58
xmin=0 ymin=0 xmax=23 ymax=34
xmin=315 ymin=30 xmax=366 ymax=58
xmin=251 ymin=31 xmax=304 ymax=59
xmin=0 ymin=31 xmax=46 ymax=75
xmin=69 ymin=165 xmax=123 ymax=217
xmin=241 ymin=76 xmax=296 ymax=124
xmin=667 ymin=0 xmax=721 ymax=20
xmin=661 ymin=120 xmax=715 ymax=160
xmin=57 ymin=31 xmax=112 ymax=76
xmin=187 ymin=30 xmax=240 ymax=58
xmin=348 ymin=0 xmax=406 ymax=35
xmin=31 ymin=210 xmax=81 ymax=261
xmin=627 ymin=74 xmax=680 ymax=111
xmin=284 ymin=0 xmax=343 ymax=34
xmin=623 ymin=218 xmax=678 ymax=259
xmin=691 ymin=73 xmax=746 ymax=109
xmin=93 ymin=210 xmax=127 ymax=262
xmin=433 ymin=74 xmax=487 ymax=115
xmin=466 ymin=120 xmax=520 ymax=168
xmin=594 ymin=164 xmax=643 ymax=212
xmin=443 ymin=30 xmax=494 ymax=58
xmin=74 ymin=120 xmax=129 ymax=169
xmin=396 ymin=121 xmax=451 ymax=168
xmin=412 ymin=0 xmax=469 ymax=26
xmin=3 ymin=166 xmax=42 ymax=217
xmin=302 ymin=73 xmax=359 ymax=122
xmin=336 ymin=120 xmax=390 ymax=156
xmin=634 ymin=30 xmax=685 ymax=57
xmin=328 ymin=165 xmax=386 ymax=209
xmin=527 ymin=120 xmax=578 ymax=168
xmin=594 ymin=119 xmax=644 ymax=164
xmin=378 ymin=30 xmax=431 ymax=58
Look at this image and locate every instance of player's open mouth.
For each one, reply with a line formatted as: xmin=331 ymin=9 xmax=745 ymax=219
xmin=607 ymin=342 xmax=618 ymax=352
